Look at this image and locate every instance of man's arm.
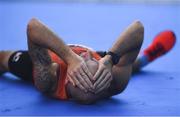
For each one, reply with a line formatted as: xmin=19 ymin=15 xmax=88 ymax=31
xmin=108 ymin=21 xmax=144 ymax=65
xmin=27 ymin=18 xmax=81 ymax=65
xmin=27 ymin=38 xmax=57 ymax=93
xmin=27 ymin=18 xmax=94 ymax=92
xmin=93 ymin=21 xmax=144 ymax=93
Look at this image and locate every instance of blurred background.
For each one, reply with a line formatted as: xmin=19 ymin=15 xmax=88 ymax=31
xmin=0 ymin=0 xmax=180 ymax=116
xmin=1 ymin=0 xmax=180 ymax=4
xmin=0 ymin=0 xmax=179 ymax=70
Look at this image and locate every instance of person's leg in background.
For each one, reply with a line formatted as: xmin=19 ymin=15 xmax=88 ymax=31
xmin=132 ymin=30 xmax=176 ymax=73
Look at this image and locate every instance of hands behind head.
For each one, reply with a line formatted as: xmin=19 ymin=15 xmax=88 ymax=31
xmin=67 ymin=51 xmax=113 ymax=94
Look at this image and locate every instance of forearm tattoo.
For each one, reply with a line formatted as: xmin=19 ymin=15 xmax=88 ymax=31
xmin=34 ymin=65 xmax=55 ymax=93
xmin=28 ymin=40 xmax=56 ymax=93
xmin=28 ymin=41 xmax=51 ymax=65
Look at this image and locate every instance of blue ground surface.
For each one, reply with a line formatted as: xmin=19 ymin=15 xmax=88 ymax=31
xmin=0 ymin=2 xmax=180 ymax=116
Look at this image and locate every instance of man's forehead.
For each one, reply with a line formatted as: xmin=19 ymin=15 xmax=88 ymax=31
xmin=80 ymin=51 xmax=88 ymax=57
xmin=80 ymin=51 xmax=96 ymax=61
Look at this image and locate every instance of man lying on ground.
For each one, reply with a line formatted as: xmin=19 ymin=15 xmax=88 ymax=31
xmin=0 ymin=19 xmax=176 ymax=104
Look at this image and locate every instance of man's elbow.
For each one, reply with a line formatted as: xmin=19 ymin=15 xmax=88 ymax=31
xmin=110 ymin=77 xmax=130 ymax=96
xmin=35 ymin=84 xmax=49 ymax=93
xmin=34 ymin=80 xmax=52 ymax=94
xmin=134 ymin=20 xmax=144 ymax=31
xmin=133 ymin=20 xmax=144 ymax=47
xmin=133 ymin=20 xmax=144 ymax=36
xmin=27 ymin=18 xmax=40 ymax=39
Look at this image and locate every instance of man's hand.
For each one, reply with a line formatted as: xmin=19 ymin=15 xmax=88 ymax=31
xmin=93 ymin=55 xmax=113 ymax=94
xmin=67 ymin=55 xmax=94 ymax=92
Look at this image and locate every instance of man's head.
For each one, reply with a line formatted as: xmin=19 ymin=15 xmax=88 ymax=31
xmin=66 ymin=51 xmax=100 ymax=104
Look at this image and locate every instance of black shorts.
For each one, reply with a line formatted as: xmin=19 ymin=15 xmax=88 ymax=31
xmin=8 ymin=50 xmax=106 ymax=82
xmin=8 ymin=51 xmax=33 ymax=81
